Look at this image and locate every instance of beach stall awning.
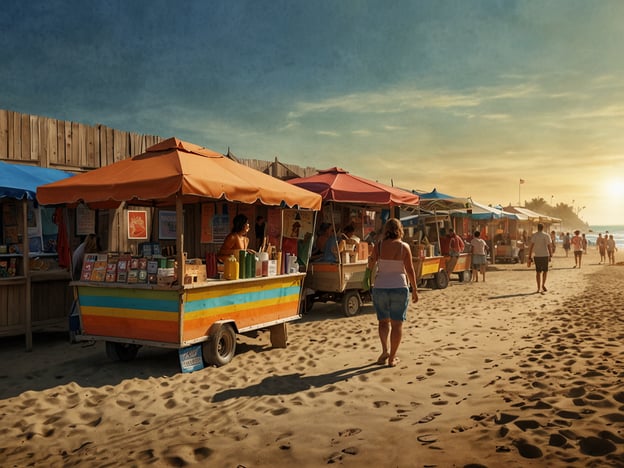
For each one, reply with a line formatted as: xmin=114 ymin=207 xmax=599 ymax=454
xmin=413 ymin=188 xmax=471 ymax=211
xmin=37 ymin=137 xmax=322 ymax=210
xmin=504 ymin=206 xmax=560 ymax=223
xmin=0 ymin=161 xmax=73 ymax=201
xmin=287 ymin=167 xmax=420 ymax=207
xmin=450 ymin=200 xmax=520 ymax=220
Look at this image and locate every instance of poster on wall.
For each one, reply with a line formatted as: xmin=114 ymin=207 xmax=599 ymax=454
xmin=212 ymin=214 xmax=229 ymax=243
xmin=200 ymin=204 xmax=214 ymax=243
xmin=266 ymin=208 xmax=282 ymax=247
xmin=363 ymin=210 xmax=376 ymax=239
xmin=76 ymin=204 xmax=96 ymax=236
xmin=207 ymin=203 xmax=230 ymax=244
xmin=158 ymin=210 xmax=176 ymax=240
xmin=283 ymin=210 xmax=313 ymax=240
xmin=27 ymin=201 xmax=41 ymax=238
xmin=127 ymin=210 xmax=148 ymax=240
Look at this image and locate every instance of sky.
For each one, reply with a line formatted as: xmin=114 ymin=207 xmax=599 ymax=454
xmin=2 ymin=0 xmax=624 ymax=226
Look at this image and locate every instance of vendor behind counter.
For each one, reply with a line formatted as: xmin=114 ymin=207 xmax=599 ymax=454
xmin=218 ymin=214 xmax=255 ymax=262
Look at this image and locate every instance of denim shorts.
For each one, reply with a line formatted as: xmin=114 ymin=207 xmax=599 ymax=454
xmin=372 ymin=287 xmax=409 ymax=322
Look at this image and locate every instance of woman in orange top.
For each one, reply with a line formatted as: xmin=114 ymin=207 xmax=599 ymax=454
xmin=218 ymin=214 xmax=255 ymax=262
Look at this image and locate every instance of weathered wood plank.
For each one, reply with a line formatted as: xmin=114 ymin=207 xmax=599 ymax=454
xmin=56 ymin=119 xmax=66 ymax=165
xmin=77 ymin=122 xmax=87 ymax=167
xmin=105 ymin=126 xmax=114 ymax=166
xmin=70 ymin=122 xmax=80 ymax=166
xmin=113 ymin=129 xmax=124 ymax=162
xmin=45 ymin=118 xmax=57 ymax=166
xmin=64 ymin=120 xmax=72 ymax=165
xmin=7 ymin=283 xmax=25 ymax=326
xmin=21 ymin=113 xmax=31 ymax=161
xmin=0 ymin=109 xmax=8 ymax=157
xmin=86 ymin=125 xmax=96 ymax=168
xmin=8 ymin=111 xmax=20 ymax=159
xmin=30 ymin=115 xmax=40 ymax=161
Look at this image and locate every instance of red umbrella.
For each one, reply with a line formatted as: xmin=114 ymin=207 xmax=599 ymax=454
xmin=288 ymin=167 xmax=419 ymax=207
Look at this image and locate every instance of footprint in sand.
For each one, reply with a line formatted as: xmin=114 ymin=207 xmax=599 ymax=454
xmin=326 ymin=447 xmax=359 ymax=464
xmin=514 ymin=419 xmax=540 ymax=431
xmin=514 ymin=440 xmax=543 ymax=459
xmin=415 ymin=411 xmax=441 ymax=424
xmin=338 ymin=428 xmax=361 ymax=437
xmin=579 ymin=436 xmax=616 ymax=456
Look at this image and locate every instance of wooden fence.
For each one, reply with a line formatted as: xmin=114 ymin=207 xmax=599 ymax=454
xmin=0 ymin=109 xmax=318 ymax=178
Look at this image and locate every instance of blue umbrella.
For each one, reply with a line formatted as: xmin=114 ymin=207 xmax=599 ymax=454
xmin=0 ymin=161 xmax=73 ymax=201
xmin=413 ymin=188 xmax=471 ymax=211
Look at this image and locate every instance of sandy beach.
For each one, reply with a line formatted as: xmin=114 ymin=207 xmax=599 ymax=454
xmin=1 ymin=247 xmax=623 ymax=467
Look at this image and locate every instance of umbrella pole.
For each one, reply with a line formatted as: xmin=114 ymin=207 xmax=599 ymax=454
xmin=329 ymin=202 xmax=341 ymax=265
xmin=176 ymin=195 xmax=184 ymax=343
xmin=434 ymin=209 xmax=440 ymax=256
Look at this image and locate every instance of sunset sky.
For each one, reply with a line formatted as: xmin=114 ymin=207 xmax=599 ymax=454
xmin=2 ymin=1 xmax=623 ymax=225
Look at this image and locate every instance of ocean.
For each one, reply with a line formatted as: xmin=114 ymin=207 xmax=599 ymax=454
xmin=585 ymin=225 xmax=624 ymax=248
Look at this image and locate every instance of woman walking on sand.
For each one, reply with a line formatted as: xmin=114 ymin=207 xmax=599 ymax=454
xmin=367 ymin=218 xmax=418 ymax=367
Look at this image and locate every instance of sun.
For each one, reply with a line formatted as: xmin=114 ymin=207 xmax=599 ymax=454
xmin=605 ymin=178 xmax=624 ymax=197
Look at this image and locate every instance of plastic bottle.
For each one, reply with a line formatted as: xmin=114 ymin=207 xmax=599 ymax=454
xmin=239 ymin=250 xmax=247 ymax=279
xmin=260 ymin=252 xmax=269 ymax=276
xmin=246 ymin=252 xmax=254 ymax=278
xmin=255 ymin=255 xmax=262 ymax=277
xmin=225 ymin=254 xmax=239 ymax=280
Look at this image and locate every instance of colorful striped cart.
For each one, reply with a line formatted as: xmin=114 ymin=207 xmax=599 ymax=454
xmin=74 ymin=273 xmax=305 ymax=366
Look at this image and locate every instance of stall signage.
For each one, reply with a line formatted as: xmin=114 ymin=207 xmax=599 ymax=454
xmin=178 ymin=344 xmax=204 ymax=373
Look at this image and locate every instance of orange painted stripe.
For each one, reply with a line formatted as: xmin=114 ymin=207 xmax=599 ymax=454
xmin=182 ymin=300 xmax=299 ymax=341
xmin=82 ymin=315 xmax=179 ymax=343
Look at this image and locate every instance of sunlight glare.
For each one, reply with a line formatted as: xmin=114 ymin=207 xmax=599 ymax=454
xmin=605 ymin=178 xmax=624 ymax=198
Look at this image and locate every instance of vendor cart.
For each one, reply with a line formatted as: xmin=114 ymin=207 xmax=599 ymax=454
xmin=303 ymin=260 xmax=372 ymax=316
xmin=75 ymin=273 xmax=305 ymax=366
xmin=37 ymin=138 xmax=322 ymax=368
xmin=494 ymin=243 xmax=520 ymax=263
xmin=402 ymin=210 xmax=472 ymax=289
xmin=289 ymin=167 xmax=420 ymax=316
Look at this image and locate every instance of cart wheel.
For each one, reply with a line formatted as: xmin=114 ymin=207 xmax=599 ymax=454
xmin=105 ymin=341 xmax=140 ymax=362
xmin=342 ymin=290 xmax=362 ymax=317
xmin=434 ymin=271 xmax=449 ymax=289
xmin=203 ymin=324 xmax=237 ymax=367
xmin=459 ymin=270 xmax=472 ymax=282
xmin=304 ymin=294 xmax=315 ymax=313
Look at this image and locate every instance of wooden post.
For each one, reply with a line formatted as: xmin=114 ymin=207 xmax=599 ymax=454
xmin=269 ymin=322 xmax=288 ymax=348
xmin=176 ymin=195 xmax=185 ymax=344
xmin=22 ymin=200 xmax=32 ymax=351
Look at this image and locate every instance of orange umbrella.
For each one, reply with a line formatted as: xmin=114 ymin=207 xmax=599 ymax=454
xmin=37 ymin=137 xmax=322 ymax=210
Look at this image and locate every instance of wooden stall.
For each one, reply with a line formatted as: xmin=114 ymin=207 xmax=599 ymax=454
xmin=0 ymin=161 xmax=74 ymax=350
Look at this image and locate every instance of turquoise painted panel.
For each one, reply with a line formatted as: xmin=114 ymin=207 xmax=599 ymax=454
xmin=79 ymin=294 xmax=179 ymax=313
xmin=184 ymin=285 xmax=300 ymax=314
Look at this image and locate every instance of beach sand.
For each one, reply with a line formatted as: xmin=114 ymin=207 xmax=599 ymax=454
xmin=1 ymin=248 xmax=623 ymax=467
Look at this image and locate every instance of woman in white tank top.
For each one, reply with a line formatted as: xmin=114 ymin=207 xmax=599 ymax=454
xmin=367 ymin=218 xmax=418 ymax=367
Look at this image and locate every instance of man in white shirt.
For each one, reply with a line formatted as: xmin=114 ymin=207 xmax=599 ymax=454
xmin=527 ymin=223 xmax=553 ymax=293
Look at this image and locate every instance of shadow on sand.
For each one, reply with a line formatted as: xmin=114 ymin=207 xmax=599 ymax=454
xmin=212 ymin=362 xmax=383 ymax=402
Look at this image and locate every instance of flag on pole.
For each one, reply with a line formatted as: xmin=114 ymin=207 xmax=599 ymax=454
xmin=519 ymin=179 xmax=525 ymax=184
